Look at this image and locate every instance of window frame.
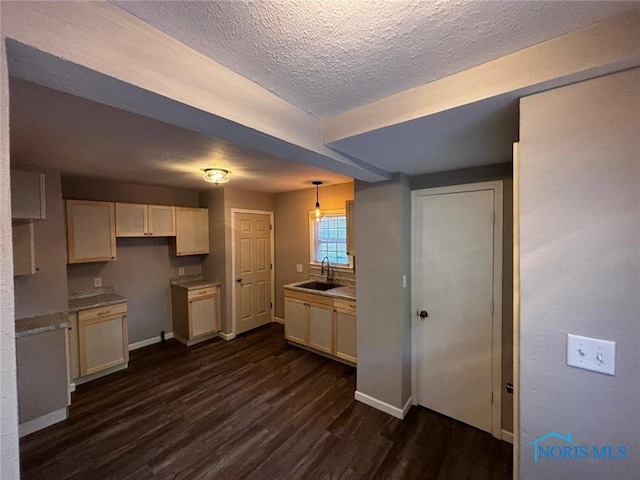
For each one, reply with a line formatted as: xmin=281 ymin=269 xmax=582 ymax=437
xmin=308 ymin=209 xmax=354 ymax=271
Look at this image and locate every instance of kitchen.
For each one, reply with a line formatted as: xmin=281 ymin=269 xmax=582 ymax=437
xmin=3 ymin=3 xmax=639 ymax=480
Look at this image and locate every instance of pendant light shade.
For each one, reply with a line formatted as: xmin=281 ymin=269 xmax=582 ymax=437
xmin=312 ymin=181 xmax=323 ymax=220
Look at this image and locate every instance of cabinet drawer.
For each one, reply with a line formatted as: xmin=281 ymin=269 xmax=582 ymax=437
xmin=78 ymin=302 xmax=127 ymax=322
xmin=188 ymin=287 xmax=217 ymax=300
xmin=285 ymin=290 xmax=333 ymax=307
xmin=334 ymin=298 xmax=356 ymax=314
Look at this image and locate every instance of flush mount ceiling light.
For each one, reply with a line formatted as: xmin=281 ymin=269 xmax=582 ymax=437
xmin=202 ymin=168 xmax=231 ymax=185
xmin=312 ymin=181 xmax=323 ymax=220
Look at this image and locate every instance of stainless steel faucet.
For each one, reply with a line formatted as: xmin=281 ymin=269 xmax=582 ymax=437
xmin=321 ymin=256 xmax=334 ymax=283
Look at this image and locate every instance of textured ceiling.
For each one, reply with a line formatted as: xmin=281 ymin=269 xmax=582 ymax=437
xmin=9 ymin=78 xmax=351 ymax=193
xmin=114 ymin=0 xmax=637 ymax=118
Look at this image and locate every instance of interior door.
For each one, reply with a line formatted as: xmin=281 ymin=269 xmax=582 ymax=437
xmin=414 ymin=186 xmax=497 ymax=434
xmin=235 ymin=212 xmax=272 ymax=334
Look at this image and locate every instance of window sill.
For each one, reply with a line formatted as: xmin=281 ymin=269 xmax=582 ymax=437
xmin=309 ymin=263 xmax=354 ymax=274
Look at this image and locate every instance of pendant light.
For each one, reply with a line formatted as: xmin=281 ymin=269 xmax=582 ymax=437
xmin=312 ymin=181 xmax=323 ymax=220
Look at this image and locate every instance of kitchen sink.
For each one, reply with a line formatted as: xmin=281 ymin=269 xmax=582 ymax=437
xmin=296 ymin=281 xmax=340 ymax=291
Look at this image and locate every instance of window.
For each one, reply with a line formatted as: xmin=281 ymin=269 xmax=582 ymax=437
xmin=309 ymin=210 xmax=352 ymax=268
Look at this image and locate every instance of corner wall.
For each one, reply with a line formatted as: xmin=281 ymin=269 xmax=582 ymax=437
xmin=519 ymin=68 xmax=639 ymax=479
xmin=355 ymin=174 xmax=412 ymax=413
xmin=0 ymin=36 xmax=20 ymax=480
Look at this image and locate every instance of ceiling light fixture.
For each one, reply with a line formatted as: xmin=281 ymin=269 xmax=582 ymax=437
xmin=202 ymin=168 xmax=231 ymax=185
xmin=312 ymin=181 xmax=323 ymax=220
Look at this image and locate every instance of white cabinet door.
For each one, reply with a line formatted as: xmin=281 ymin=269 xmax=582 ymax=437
xmin=78 ymin=304 xmax=128 ymax=377
xmin=12 ymin=222 xmax=36 ymax=276
xmin=11 ymin=170 xmax=45 ymax=220
xmin=190 ymin=295 xmax=217 ymax=338
xmin=115 ymin=203 xmax=147 ymax=237
xmin=148 ymin=205 xmax=176 ymax=236
xmin=284 ymin=297 xmax=308 ymax=345
xmin=170 ymin=208 xmax=209 ymax=255
xmin=66 ymin=200 xmax=116 ymax=263
xmin=309 ymin=303 xmax=333 ymax=354
xmin=335 ymin=309 xmax=357 ymax=363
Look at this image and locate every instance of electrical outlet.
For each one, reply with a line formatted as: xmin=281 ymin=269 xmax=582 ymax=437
xmin=179 ymin=267 xmax=185 ymax=276
xmin=296 ymin=264 xmax=303 ymax=273
xmin=567 ymin=334 xmax=616 ymax=376
xmin=93 ymin=277 xmax=102 ymax=288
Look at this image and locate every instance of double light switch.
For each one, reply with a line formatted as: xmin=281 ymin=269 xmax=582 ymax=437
xmin=567 ymin=334 xmax=616 ymax=376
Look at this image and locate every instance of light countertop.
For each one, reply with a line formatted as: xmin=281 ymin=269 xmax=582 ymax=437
xmin=170 ymin=274 xmax=220 ymax=291
xmin=68 ymin=286 xmax=127 ymax=313
xmin=15 ymin=311 xmax=69 ymax=338
xmin=284 ymin=280 xmax=356 ymax=301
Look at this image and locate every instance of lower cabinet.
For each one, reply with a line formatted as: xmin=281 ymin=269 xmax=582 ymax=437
xmin=284 ymin=290 xmax=357 ymax=364
xmin=77 ymin=303 xmax=129 ymax=377
xmin=171 ymin=285 xmax=220 ymax=346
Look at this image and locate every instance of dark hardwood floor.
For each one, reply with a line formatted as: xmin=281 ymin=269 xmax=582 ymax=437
xmin=20 ymin=323 xmax=512 ymax=480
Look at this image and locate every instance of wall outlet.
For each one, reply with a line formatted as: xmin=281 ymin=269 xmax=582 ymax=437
xmin=567 ymin=334 xmax=616 ymax=376
xmin=93 ymin=277 xmax=102 ymax=288
xmin=296 ymin=264 xmax=303 ymax=273
xmin=179 ymin=267 xmax=185 ymax=276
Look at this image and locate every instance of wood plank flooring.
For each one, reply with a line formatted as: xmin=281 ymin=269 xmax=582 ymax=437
xmin=20 ymin=323 xmax=512 ymax=480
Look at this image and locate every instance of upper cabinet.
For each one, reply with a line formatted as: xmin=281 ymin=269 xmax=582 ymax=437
xmin=11 ymin=170 xmax=45 ymax=220
xmin=66 ymin=200 xmax=116 ymax=264
xmin=346 ymin=200 xmax=355 ymax=256
xmin=169 ymin=207 xmax=209 ymax=256
xmin=115 ymin=203 xmax=176 ymax=237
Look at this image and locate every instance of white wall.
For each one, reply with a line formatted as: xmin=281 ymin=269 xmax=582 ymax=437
xmin=0 ymin=37 xmax=20 ymax=480
xmin=519 ymin=68 xmax=639 ymax=479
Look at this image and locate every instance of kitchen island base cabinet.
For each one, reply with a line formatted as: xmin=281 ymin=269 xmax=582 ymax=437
xmin=171 ymin=285 xmax=220 ymax=346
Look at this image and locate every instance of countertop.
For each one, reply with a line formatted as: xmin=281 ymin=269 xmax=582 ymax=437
xmin=15 ymin=311 xmax=69 ymax=338
xmin=284 ymin=280 xmax=356 ymax=301
xmin=171 ymin=275 xmax=220 ymax=291
xmin=68 ymin=286 xmax=127 ymax=313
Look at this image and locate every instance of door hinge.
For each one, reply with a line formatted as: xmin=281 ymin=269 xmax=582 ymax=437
xmin=491 ymin=392 xmax=494 ymax=404
xmin=270 ymin=263 xmax=273 ymax=270
xmin=270 ymin=224 xmax=273 ymax=231
xmin=270 ymin=302 xmax=273 ymax=309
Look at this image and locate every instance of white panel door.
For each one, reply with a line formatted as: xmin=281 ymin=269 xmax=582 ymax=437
xmin=235 ymin=212 xmax=272 ymax=334
xmin=414 ymin=187 xmax=496 ymax=433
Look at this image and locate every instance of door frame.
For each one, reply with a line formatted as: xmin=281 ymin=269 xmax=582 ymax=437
xmin=411 ymin=180 xmax=504 ymax=439
xmin=230 ymin=208 xmax=275 ymax=337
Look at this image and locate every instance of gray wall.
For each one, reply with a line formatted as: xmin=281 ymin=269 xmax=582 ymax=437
xmin=0 ymin=37 xmax=19 ymax=480
xmin=413 ymin=163 xmax=514 ymax=433
xmin=274 ymin=182 xmax=354 ymax=319
xmin=13 ymin=169 xmax=68 ymax=319
xmin=63 ymin=176 xmax=203 ymax=344
xmin=355 ymin=174 xmax=412 ymax=410
xmin=519 ymin=68 xmax=639 ymax=479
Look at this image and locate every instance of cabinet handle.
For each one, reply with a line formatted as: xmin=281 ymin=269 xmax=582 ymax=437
xmin=198 ymin=290 xmax=207 ymax=294
xmin=97 ymin=310 xmax=111 ymax=316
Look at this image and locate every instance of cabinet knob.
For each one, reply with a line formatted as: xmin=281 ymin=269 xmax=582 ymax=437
xmin=418 ymin=310 xmax=429 ymax=319
xmin=236 ymin=277 xmax=242 ymax=283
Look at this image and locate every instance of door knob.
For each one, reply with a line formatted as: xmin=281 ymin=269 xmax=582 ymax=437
xmin=419 ymin=310 xmax=429 ymax=319
xmin=236 ymin=277 xmax=242 ymax=283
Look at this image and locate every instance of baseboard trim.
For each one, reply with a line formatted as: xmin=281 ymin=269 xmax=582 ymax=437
xmin=273 ymin=316 xmax=285 ymax=325
xmin=19 ymin=407 xmax=68 ymax=438
xmin=75 ymin=362 xmax=128 ymax=386
xmin=128 ymin=332 xmax=174 ymax=351
xmin=219 ymin=332 xmax=236 ymax=341
xmin=355 ymin=391 xmax=413 ymax=420
xmin=502 ymin=429 xmax=514 ymax=444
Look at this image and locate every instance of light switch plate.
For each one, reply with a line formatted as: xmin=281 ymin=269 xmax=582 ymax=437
xmin=567 ymin=334 xmax=616 ymax=376
xmin=296 ymin=264 xmax=303 ymax=273
xmin=93 ymin=277 xmax=102 ymax=288
xmin=178 ymin=267 xmax=185 ymax=276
